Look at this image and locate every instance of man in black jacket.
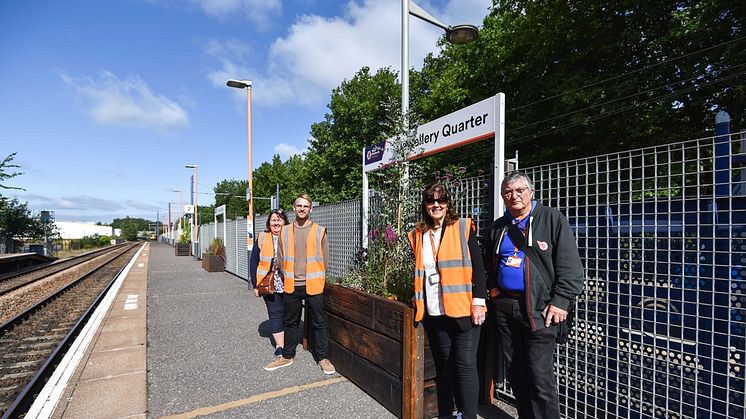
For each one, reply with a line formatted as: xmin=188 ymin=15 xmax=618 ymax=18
xmin=484 ymin=171 xmax=584 ymax=419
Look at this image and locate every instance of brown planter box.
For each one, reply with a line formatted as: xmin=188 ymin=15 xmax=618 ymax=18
xmin=175 ymin=243 xmax=191 ymax=256
xmin=324 ymin=283 xmax=440 ymax=418
xmin=201 ymin=253 xmax=225 ymax=272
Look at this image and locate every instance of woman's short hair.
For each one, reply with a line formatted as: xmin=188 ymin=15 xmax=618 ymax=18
xmin=417 ymin=183 xmax=459 ymax=230
xmin=265 ymin=208 xmax=290 ymax=232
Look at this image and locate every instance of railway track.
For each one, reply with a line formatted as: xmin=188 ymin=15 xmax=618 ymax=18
xmin=0 ymin=244 xmax=130 ymax=297
xmin=0 ymin=243 xmax=141 ymax=418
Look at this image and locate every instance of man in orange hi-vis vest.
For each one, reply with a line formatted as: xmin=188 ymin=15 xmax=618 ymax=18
xmin=263 ymin=193 xmax=335 ymax=375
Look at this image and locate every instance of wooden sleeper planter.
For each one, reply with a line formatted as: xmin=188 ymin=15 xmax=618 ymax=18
xmin=323 ymin=283 xmax=439 ymax=418
xmin=201 ymin=253 xmax=225 ymax=272
xmin=175 ymin=243 xmax=191 ymax=256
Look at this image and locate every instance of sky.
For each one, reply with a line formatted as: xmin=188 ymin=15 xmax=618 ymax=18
xmin=0 ymin=0 xmax=491 ymax=225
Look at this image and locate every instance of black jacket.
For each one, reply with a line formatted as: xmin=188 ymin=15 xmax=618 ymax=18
xmin=483 ymin=201 xmax=584 ymax=331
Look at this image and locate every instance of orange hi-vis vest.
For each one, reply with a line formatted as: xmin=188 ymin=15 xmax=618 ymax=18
xmin=281 ymin=222 xmax=326 ymax=295
xmin=256 ymin=232 xmax=275 ymax=280
xmin=408 ymin=218 xmax=474 ymax=322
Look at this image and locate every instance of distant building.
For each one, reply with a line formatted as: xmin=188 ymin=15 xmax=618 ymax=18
xmin=55 ymin=222 xmax=123 ymax=250
xmin=56 ymin=222 xmax=122 ymax=239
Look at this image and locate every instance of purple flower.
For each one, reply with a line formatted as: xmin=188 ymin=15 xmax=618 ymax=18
xmin=384 ymin=225 xmax=397 ymax=245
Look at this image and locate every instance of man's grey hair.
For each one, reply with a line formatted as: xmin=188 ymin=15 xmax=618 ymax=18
xmin=501 ymin=171 xmax=535 ymax=192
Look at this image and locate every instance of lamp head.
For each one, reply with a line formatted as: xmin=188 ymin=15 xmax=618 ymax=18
xmin=185 ymin=164 xmax=197 ymax=169
xmin=446 ymin=25 xmax=479 ymax=44
xmin=227 ymin=79 xmax=252 ymax=89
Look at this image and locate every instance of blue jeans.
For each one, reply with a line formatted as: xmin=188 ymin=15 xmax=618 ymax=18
xmin=493 ymin=297 xmax=559 ymax=419
xmin=424 ymin=315 xmax=481 ymax=419
xmin=262 ymin=292 xmax=284 ymax=334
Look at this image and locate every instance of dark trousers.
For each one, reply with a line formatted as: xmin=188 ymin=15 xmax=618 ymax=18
xmin=262 ymin=292 xmax=284 ymax=334
xmin=423 ymin=315 xmax=480 ymax=419
xmin=282 ymin=286 xmax=328 ymax=361
xmin=493 ymin=297 xmax=559 ymax=419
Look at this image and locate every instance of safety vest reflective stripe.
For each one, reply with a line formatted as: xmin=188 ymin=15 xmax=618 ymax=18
xmin=437 ymin=259 xmax=472 ymax=268
xmin=256 ymin=233 xmax=274 ymax=278
xmin=442 ymin=284 xmax=472 ymax=293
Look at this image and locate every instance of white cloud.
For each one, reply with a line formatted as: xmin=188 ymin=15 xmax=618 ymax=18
xmin=275 ymin=142 xmax=305 ymax=159
xmin=206 ymin=0 xmax=491 ymax=108
xmin=60 ymin=70 xmax=190 ymax=134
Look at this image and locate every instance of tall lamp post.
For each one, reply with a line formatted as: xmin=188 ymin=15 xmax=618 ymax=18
xmin=185 ymin=164 xmax=199 ymax=257
xmin=226 ymin=79 xmax=255 ymax=252
xmin=173 ymin=188 xmax=182 ymax=243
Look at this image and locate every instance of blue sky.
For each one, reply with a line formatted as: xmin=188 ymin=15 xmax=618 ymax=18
xmin=1 ymin=0 xmax=490 ymax=224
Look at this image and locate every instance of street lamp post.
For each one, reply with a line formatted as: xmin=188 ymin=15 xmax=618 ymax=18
xmin=185 ymin=164 xmax=199 ymax=256
xmin=226 ymin=79 xmax=255 ymax=252
xmin=173 ymin=188 xmax=182 ymax=243
xmin=167 ymin=202 xmax=172 ymax=243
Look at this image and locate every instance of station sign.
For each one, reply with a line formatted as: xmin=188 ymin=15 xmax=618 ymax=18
xmin=364 ymin=95 xmax=497 ymax=173
xmin=184 ymin=205 xmax=195 ymax=214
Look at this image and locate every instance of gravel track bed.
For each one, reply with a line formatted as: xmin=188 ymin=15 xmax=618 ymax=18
xmin=0 ymin=244 xmax=139 ymax=415
xmin=0 ymin=245 xmax=134 ymax=324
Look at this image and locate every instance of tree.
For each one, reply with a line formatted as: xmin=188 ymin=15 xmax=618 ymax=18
xmin=306 ymin=67 xmax=401 ymax=202
xmin=0 ymin=153 xmax=24 ymax=191
xmin=213 ymin=179 xmax=249 ymax=220
xmin=417 ymin=0 xmax=745 ymax=167
xmin=0 ymin=198 xmax=47 ymax=240
xmin=111 ymin=217 xmax=154 ymax=241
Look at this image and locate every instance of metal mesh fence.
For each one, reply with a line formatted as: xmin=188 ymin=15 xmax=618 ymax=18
xmin=517 ymin=131 xmax=746 ymax=419
xmin=199 ymin=199 xmax=362 ymax=281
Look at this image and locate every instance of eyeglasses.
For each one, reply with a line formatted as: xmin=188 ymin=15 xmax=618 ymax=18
xmin=270 ymin=209 xmax=284 ymax=215
xmin=425 ymin=198 xmax=449 ymax=205
xmin=502 ymin=187 xmax=529 ymax=197
xmin=295 ymin=204 xmax=311 ymax=209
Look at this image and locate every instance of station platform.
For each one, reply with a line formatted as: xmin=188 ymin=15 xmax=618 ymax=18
xmin=0 ymin=252 xmax=54 ymax=275
xmin=40 ymin=241 xmax=395 ymax=418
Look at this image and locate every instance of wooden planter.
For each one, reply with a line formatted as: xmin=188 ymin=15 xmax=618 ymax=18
xmin=201 ymin=253 xmax=225 ymax=272
xmin=324 ymin=283 xmax=440 ymax=418
xmin=175 ymin=243 xmax=191 ymax=256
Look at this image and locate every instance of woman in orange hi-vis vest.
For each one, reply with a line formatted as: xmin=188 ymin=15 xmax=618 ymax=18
xmin=249 ymin=209 xmax=289 ymax=371
xmin=408 ymin=183 xmax=487 ymax=419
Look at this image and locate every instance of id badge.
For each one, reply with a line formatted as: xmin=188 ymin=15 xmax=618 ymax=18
xmin=505 ymin=256 xmax=522 ymax=268
xmin=428 ymin=272 xmax=441 ymax=285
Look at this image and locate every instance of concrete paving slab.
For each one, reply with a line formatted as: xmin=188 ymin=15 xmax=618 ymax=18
xmin=60 ymin=370 xmax=146 ymax=419
xmin=94 ymin=325 xmax=146 ymax=351
xmin=78 ymin=346 xmax=146 ymax=381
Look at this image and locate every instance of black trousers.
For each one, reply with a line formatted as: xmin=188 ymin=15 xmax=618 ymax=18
xmin=493 ymin=297 xmax=560 ymax=419
xmin=282 ymin=286 xmax=328 ymax=361
xmin=423 ymin=315 xmax=481 ymax=419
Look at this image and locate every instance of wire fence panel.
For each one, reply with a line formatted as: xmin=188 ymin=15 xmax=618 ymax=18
xmin=518 ymin=131 xmax=746 ymax=419
xmin=308 ymin=199 xmax=362 ymax=278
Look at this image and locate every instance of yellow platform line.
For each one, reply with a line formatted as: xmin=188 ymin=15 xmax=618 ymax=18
xmin=159 ymin=376 xmax=348 ymax=419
